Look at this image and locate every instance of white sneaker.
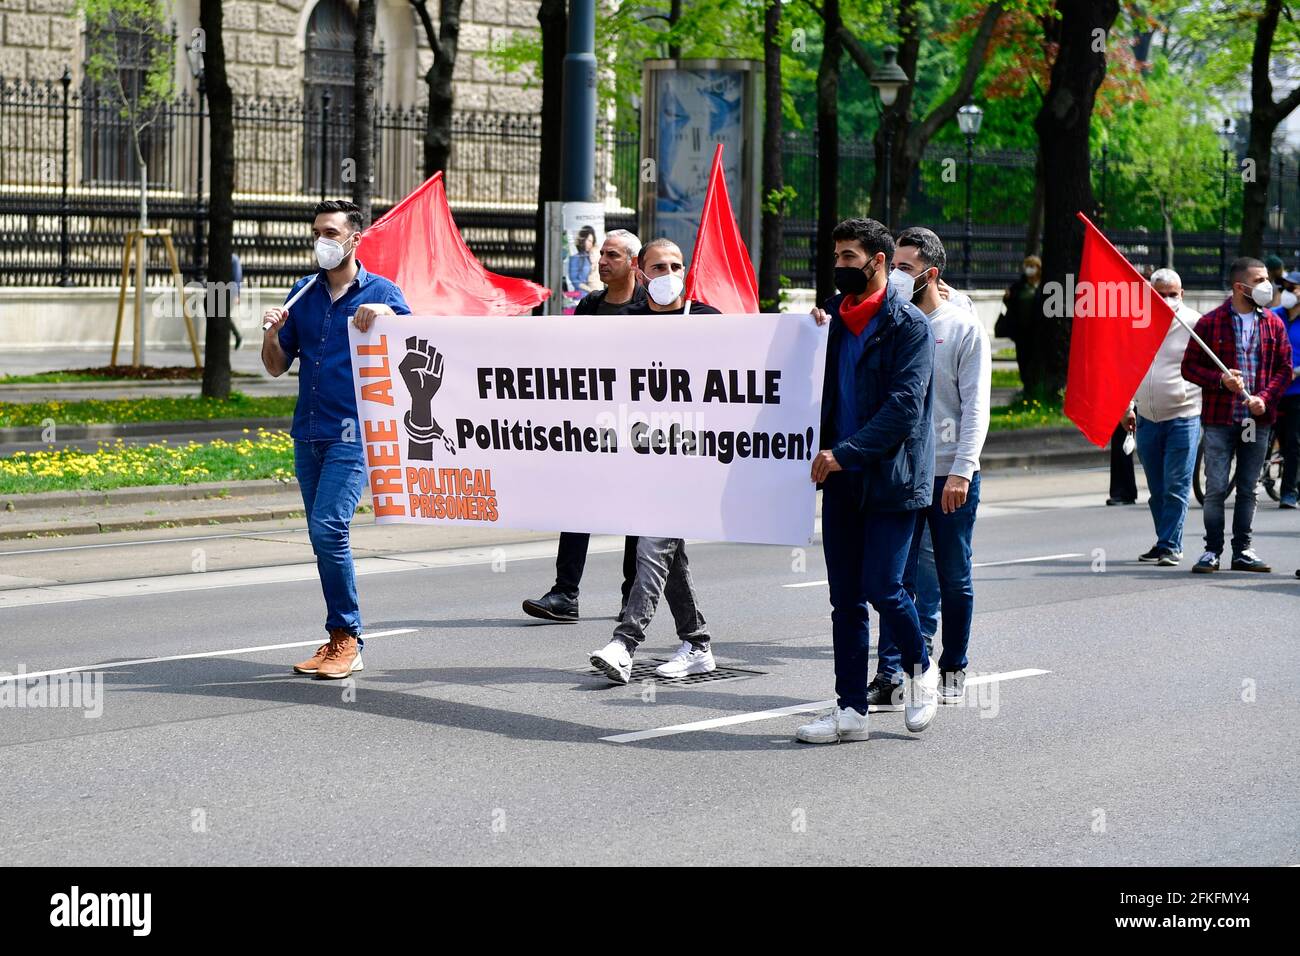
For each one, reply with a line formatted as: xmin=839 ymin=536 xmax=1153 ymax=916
xmin=655 ymin=641 xmax=716 ymax=679
xmin=795 ymin=706 xmax=869 ymax=744
xmin=904 ymin=662 xmax=939 ymax=733
xmin=589 ymin=639 xmax=633 ymax=685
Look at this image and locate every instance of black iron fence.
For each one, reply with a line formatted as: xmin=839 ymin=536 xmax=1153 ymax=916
xmin=1 ymin=73 xmax=1297 ymax=290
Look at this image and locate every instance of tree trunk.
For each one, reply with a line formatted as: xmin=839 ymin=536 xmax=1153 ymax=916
xmin=1240 ymin=0 xmax=1300 ymax=258
xmin=859 ymin=0 xmax=1002 ymax=226
xmin=1029 ymin=0 xmax=1119 ymax=398
xmin=758 ymin=0 xmax=784 ymax=311
xmin=1025 ymin=145 xmax=1045 ymax=257
xmin=200 ymin=0 xmax=234 ymax=400
xmin=423 ymin=1 xmax=461 ymax=177
xmin=1162 ymin=204 xmax=1174 ymax=268
xmin=815 ymin=0 xmax=841 ymax=304
xmin=352 ymin=0 xmax=377 ymax=226
xmin=534 ymin=0 xmax=566 ymax=287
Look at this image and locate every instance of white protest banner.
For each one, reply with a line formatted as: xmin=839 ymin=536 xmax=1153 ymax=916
xmin=348 ymin=313 xmax=827 ymax=546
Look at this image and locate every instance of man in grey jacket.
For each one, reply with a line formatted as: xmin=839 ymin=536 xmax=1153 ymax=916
xmin=874 ymin=227 xmax=991 ymax=706
xmin=1122 ymin=268 xmax=1203 ymax=566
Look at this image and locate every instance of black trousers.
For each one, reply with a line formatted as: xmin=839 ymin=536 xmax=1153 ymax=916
xmin=553 ymin=532 xmax=638 ymax=604
xmin=1109 ymin=424 xmax=1137 ymax=501
xmin=1279 ymin=394 xmax=1300 ymax=499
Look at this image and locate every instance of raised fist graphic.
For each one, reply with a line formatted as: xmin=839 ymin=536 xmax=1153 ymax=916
xmin=399 ymin=336 xmax=456 ymax=460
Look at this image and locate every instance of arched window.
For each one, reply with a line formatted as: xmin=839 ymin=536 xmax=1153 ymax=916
xmin=303 ymin=0 xmax=383 ymax=195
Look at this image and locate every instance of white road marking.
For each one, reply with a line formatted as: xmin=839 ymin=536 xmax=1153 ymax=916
xmin=781 ymin=553 xmax=1083 ymax=589
xmin=600 ymin=668 xmax=1052 ymax=743
xmin=973 ymin=552 xmax=1083 ymax=568
xmin=0 ymin=628 xmax=418 ymax=684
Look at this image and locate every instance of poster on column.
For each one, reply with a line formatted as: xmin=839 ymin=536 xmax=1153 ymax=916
xmin=348 ymin=313 xmax=828 ymax=546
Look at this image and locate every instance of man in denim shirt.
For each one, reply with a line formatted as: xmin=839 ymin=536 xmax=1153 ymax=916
xmin=261 ymin=200 xmax=411 ymax=678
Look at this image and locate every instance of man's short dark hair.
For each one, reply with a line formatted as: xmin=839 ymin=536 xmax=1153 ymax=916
xmin=313 ymin=199 xmax=363 ymax=233
xmin=895 ymin=226 xmax=946 ymax=274
xmin=831 ymin=217 xmax=894 ymax=261
xmin=1229 ymin=256 xmax=1266 ymax=284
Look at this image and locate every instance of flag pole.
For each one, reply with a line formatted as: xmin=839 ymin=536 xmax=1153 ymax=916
xmin=1170 ymin=309 xmax=1254 ymax=403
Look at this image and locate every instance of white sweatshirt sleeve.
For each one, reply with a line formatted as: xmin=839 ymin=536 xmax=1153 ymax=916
xmin=951 ymin=319 xmax=992 ymax=480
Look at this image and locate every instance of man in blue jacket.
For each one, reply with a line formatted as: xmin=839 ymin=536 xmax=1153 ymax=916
xmin=796 ymin=217 xmax=939 ymax=744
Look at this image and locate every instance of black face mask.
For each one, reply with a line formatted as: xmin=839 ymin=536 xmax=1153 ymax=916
xmin=834 ymin=262 xmax=874 ymax=296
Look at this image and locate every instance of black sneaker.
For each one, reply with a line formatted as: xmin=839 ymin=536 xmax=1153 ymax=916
xmin=522 ymin=591 xmax=579 ymax=622
xmin=1138 ymin=546 xmax=1164 ymax=562
xmin=1191 ymin=551 xmax=1219 ymax=574
xmin=865 ymin=676 xmax=904 ymax=713
xmin=939 ymin=669 xmax=966 ymax=705
xmin=1106 ymin=498 xmax=1137 ymax=506
xmin=1156 ymin=550 xmax=1182 ymax=567
xmin=1230 ymin=550 xmax=1271 ymax=573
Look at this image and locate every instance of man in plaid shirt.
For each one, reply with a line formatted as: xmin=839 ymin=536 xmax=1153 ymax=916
xmin=1181 ymin=257 xmax=1293 ymax=573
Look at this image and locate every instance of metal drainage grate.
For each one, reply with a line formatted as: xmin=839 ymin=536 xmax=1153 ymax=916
xmin=586 ymin=659 xmax=765 ymax=685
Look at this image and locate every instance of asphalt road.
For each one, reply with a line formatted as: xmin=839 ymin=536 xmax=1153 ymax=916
xmin=0 ymin=466 xmax=1296 ymax=865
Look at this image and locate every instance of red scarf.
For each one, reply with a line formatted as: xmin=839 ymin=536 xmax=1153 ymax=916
xmin=839 ymin=285 xmax=886 ymax=336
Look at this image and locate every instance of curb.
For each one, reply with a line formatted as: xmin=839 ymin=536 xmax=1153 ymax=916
xmin=0 ymin=417 xmax=292 ymax=444
xmin=0 ymin=506 xmax=318 ymax=541
xmin=2 ymin=477 xmax=298 ymax=511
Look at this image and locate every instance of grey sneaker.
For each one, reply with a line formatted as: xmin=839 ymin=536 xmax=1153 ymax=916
xmin=939 ymin=669 xmax=966 ymax=704
xmin=1156 ymin=550 xmax=1182 ymax=567
xmin=1231 ymin=550 xmax=1271 ymax=572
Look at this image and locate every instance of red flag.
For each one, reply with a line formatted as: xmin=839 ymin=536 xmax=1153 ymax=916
xmin=360 ymin=172 xmax=550 ymax=315
xmin=1064 ymin=212 xmax=1174 ymax=447
xmin=683 ymin=144 xmax=760 ymax=313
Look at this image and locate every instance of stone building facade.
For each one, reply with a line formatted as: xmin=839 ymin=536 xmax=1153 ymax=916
xmin=0 ymin=0 xmax=545 ymax=205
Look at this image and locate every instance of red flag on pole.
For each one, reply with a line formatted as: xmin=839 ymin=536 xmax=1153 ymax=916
xmin=360 ymin=172 xmax=550 ymax=315
xmin=1063 ymin=212 xmax=1174 ymax=447
xmin=683 ymin=144 xmax=760 ymax=313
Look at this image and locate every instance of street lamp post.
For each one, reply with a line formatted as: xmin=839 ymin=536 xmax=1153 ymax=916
xmin=187 ymin=45 xmax=206 ymax=280
xmin=870 ymin=46 xmax=909 ymax=231
xmin=1099 ymin=142 xmax=1108 ymax=228
xmin=957 ymin=101 xmax=983 ymax=287
xmin=1218 ymin=118 xmax=1232 ymax=286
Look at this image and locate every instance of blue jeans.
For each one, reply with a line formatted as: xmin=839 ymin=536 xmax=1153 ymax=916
xmin=1200 ymin=423 xmax=1271 ymax=557
xmin=294 ymin=439 xmax=367 ymax=639
xmin=821 ymin=473 xmax=929 ymax=714
xmin=877 ymin=472 xmax=981 ymax=681
xmin=1134 ymin=414 xmax=1200 ymax=554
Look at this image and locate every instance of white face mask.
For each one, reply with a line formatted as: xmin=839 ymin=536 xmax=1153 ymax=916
xmin=1162 ymin=295 xmax=1181 ymax=310
xmin=1281 ymin=290 xmax=1298 ymax=310
xmin=647 ymin=272 xmax=685 ymax=306
xmin=315 ymin=236 xmax=351 ymax=271
xmin=1242 ymin=280 xmax=1273 ymax=308
xmin=887 ymin=268 xmax=915 ymax=301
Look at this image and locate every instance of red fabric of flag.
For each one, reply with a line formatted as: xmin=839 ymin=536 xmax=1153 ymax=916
xmin=683 ymin=144 xmax=760 ymax=314
xmin=1064 ymin=212 xmax=1174 ymax=447
xmin=360 ymin=171 xmax=550 ymax=315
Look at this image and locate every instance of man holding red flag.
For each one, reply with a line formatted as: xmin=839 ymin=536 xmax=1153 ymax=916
xmin=1181 ymin=257 xmax=1292 ymax=574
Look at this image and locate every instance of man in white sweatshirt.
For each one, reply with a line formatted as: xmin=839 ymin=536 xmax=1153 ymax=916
xmin=1121 ymin=268 xmax=1202 ymax=566
xmin=873 ymin=227 xmax=991 ymax=706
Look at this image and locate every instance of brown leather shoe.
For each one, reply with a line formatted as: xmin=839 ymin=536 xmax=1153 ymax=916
xmin=292 ymin=641 xmax=331 ymax=675
xmin=314 ymin=629 xmax=363 ymax=680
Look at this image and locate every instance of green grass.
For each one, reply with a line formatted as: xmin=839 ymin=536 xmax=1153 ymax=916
xmin=993 ymin=347 xmax=1017 ymax=361
xmin=0 ymin=430 xmax=295 ymax=494
xmin=989 ymin=396 xmax=1071 ymax=431
xmin=990 ymin=368 xmax=1023 ymax=390
xmin=0 ymin=392 xmax=295 ymax=428
xmin=0 ymin=368 xmax=259 ymax=385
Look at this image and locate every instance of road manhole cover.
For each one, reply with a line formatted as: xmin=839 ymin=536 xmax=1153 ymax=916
xmin=585 ymin=659 xmax=765 ymax=685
